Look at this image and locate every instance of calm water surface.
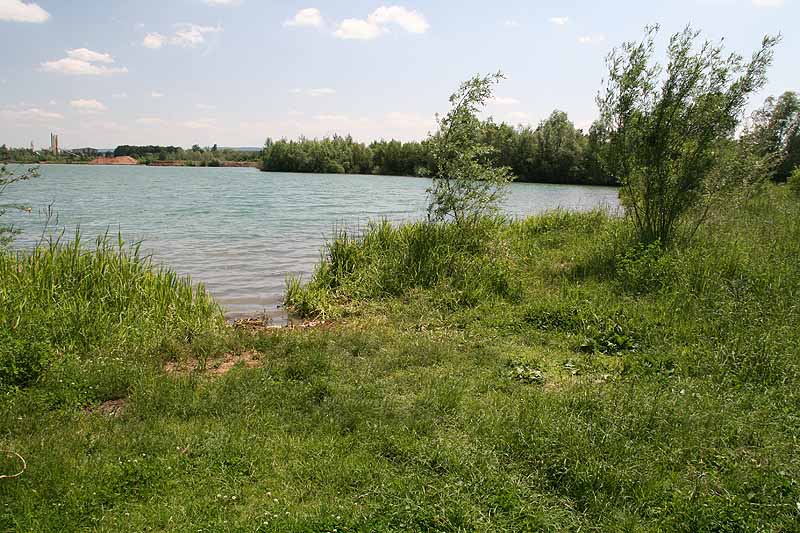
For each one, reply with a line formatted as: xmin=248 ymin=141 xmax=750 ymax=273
xmin=4 ymin=165 xmax=619 ymax=317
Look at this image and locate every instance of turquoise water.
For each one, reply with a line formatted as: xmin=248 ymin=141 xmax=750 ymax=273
xmin=3 ymin=165 xmax=620 ymax=317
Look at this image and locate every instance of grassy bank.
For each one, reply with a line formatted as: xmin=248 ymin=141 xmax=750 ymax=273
xmin=0 ymin=234 xmax=224 ymax=399
xmin=2 ymin=187 xmax=799 ymax=530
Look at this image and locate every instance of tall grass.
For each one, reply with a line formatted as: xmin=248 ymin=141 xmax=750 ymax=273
xmin=286 ymin=217 xmax=521 ymax=318
xmin=0 ymin=232 xmax=223 ymax=393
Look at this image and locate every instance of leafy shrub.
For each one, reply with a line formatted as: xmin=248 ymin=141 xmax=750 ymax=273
xmin=615 ymin=242 xmax=676 ymax=294
xmin=598 ymin=26 xmax=778 ymax=245
xmin=506 ymin=359 xmax=544 ymax=384
xmin=426 ymin=72 xmax=514 ymax=223
xmin=0 ymin=330 xmax=53 ymax=389
xmin=523 ymin=301 xmax=582 ymax=331
xmin=578 ymin=315 xmax=639 ymax=355
xmin=524 ymin=300 xmax=640 ymax=355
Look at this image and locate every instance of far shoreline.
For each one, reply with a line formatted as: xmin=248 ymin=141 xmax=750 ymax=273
xmin=26 ymin=159 xmax=260 ymax=168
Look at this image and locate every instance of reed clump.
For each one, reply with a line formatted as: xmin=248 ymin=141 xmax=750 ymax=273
xmin=0 ymin=233 xmax=223 ymax=393
xmin=286 ymin=217 xmax=521 ymax=318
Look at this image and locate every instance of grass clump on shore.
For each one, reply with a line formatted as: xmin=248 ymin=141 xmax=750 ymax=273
xmin=0 ymin=234 xmax=223 ymax=399
xmin=286 ymin=217 xmax=520 ymax=318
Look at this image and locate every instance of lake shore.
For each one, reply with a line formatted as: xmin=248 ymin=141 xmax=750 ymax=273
xmin=2 ymin=186 xmax=798 ymax=530
xmin=3 ymin=165 xmax=620 ymax=317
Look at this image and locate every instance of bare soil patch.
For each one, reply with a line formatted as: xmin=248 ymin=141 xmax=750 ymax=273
xmin=165 ymin=350 xmax=262 ymax=376
xmin=86 ymin=398 xmax=127 ymax=417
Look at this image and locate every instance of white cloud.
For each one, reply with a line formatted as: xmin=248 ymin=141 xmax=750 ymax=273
xmin=1 ymin=107 xmax=63 ymax=121
xmin=334 ymin=5 xmax=429 ymax=40
xmin=549 ymin=16 xmax=569 ymax=25
xmin=66 ymin=48 xmax=113 ymax=63
xmin=503 ymin=20 xmax=519 ymax=28
xmin=283 ymin=8 xmax=323 ymax=28
xmin=196 ymin=103 xmax=217 ymax=110
xmin=173 ymin=24 xmax=222 ymax=47
xmin=241 ymin=110 xmax=434 ymax=142
xmin=368 ymin=6 xmax=429 ymax=33
xmin=578 ymin=34 xmax=606 ymax=45
xmin=204 ymin=0 xmax=241 ymax=5
xmin=143 ymin=32 xmax=166 ymax=49
xmin=48 ymin=99 xmax=56 ymax=105
xmin=143 ymin=24 xmax=222 ymax=49
xmin=752 ymin=0 xmax=784 ymax=6
xmin=112 ymin=93 xmax=128 ymax=99
xmin=334 ymin=18 xmax=383 ymax=40
xmin=490 ymin=96 xmax=520 ymax=105
xmin=41 ymin=49 xmax=128 ymax=76
xmin=290 ymin=87 xmax=336 ymax=97
xmin=151 ymin=91 xmax=165 ymax=98
xmin=69 ymin=99 xmax=107 ymax=112
xmin=0 ymin=0 xmax=49 ymax=23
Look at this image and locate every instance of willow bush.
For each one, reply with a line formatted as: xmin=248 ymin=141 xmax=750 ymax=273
xmin=598 ymin=26 xmax=779 ymax=246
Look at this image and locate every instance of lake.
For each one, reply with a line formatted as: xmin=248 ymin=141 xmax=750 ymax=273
xmin=3 ymin=165 xmax=620 ymax=318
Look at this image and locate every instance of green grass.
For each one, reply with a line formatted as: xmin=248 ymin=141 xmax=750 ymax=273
xmin=2 ymin=188 xmax=800 ymax=531
xmin=285 ymin=217 xmax=520 ymax=319
xmin=0 ymin=233 xmax=224 ymax=398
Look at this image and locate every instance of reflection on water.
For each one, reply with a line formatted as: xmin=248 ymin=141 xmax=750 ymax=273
xmin=4 ymin=165 xmax=619 ymax=316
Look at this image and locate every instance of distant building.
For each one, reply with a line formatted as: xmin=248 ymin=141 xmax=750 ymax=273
xmin=50 ymin=132 xmax=59 ymax=155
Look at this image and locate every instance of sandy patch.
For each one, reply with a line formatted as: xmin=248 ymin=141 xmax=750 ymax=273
xmin=165 ymin=350 xmax=262 ymax=376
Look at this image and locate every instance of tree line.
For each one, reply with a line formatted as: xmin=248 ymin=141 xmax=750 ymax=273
xmin=0 ymin=145 xmax=99 ymax=164
xmin=113 ymin=144 xmax=260 ymax=165
xmin=742 ymin=91 xmax=800 ymax=183
xmin=259 ymin=87 xmax=798 ymax=187
xmin=260 ymin=112 xmax=616 ymax=185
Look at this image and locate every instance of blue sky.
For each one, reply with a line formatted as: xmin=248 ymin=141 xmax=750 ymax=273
xmin=0 ymin=0 xmax=796 ymax=149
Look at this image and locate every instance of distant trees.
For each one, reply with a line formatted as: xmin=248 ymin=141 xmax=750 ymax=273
xmin=482 ymin=112 xmax=613 ymax=185
xmin=598 ymin=25 xmax=778 ymax=245
xmin=114 ymin=145 xmax=182 ymax=158
xmin=744 ymin=91 xmax=800 ymax=183
xmin=261 ymin=136 xmax=430 ymax=177
xmin=370 ymin=139 xmax=431 ymax=176
xmin=0 ymin=146 xmax=96 ymax=164
xmin=260 ymin=114 xmax=615 ymax=185
xmin=263 ymin=135 xmax=369 ymax=174
xmin=112 ymin=145 xmax=260 ymax=165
